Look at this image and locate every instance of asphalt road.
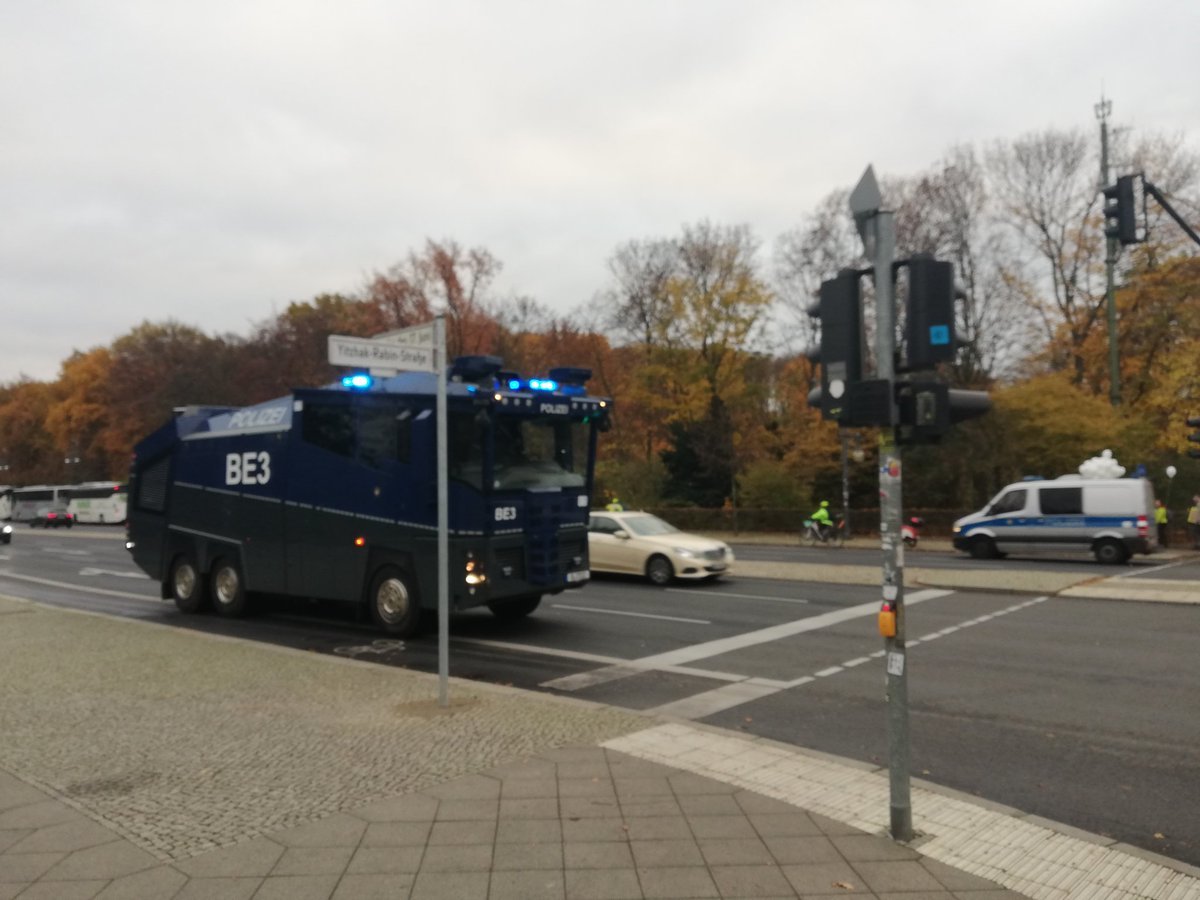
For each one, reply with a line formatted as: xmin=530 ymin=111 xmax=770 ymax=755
xmin=2 ymin=526 xmax=1197 ymax=867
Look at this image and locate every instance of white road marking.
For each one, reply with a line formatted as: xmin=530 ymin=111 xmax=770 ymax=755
xmin=79 ymin=567 xmax=146 ymax=579
xmin=542 ymin=588 xmax=953 ymax=692
xmin=667 ymin=587 xmax=809 ymax=604
xmin=644 ymin=681 xmax=783 ymax=719
xmin=458 ymin=638 xmax=748 ymax=684
xmin=1114 ymin=558 xmax=1190 ymax=578
xmin=643 ymin=595 xmax=1053 ymax=720
xmin=42 ymin=547 xmax=91 ymax=556
xmin=552 ymin=604 xmax=710 ymax=625
xmin=0 ymin=571 xmax=159 ymax=603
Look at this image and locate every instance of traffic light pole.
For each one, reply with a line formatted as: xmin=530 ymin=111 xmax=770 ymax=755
xmin=868 ymin=209 xmax=914 ymax=842
xmin=1098 ymin=101 xmax=1120 ymax=407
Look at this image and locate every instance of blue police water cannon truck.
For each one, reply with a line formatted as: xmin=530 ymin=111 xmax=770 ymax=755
xmin=126 ymin=356 xmax=610 ymax=636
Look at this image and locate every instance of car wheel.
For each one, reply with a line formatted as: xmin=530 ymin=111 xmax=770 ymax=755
xmin=1093 ymin=539 xmax=1128 ymax=565
xmin=367 ymin=566 xmax=422 ymax=637
xmin=969 ymin=537 xmax=999 ymax=560
xmin=646 ymin=555 xmax=674 ymax=586
xmin=487 ymin=595 xmax=542 ymax=621
xmin=210 ymin=557 xmax=248 ymax=617
xmin=170 ymin=553 xmax=206 ymax=614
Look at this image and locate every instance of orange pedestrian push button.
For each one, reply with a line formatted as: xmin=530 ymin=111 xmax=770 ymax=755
xmin=878 ymin=603 xmax=897 ymax=638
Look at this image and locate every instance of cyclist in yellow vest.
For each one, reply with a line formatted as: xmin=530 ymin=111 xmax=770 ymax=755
xmin=810 ymin=500 xmax=833 ymax=540
xmin=605 ymin=496 xmax=624 ymax=512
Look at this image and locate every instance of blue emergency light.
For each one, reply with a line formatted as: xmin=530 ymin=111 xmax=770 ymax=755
xmin=341 ymin=374 xmax=373 ymax=390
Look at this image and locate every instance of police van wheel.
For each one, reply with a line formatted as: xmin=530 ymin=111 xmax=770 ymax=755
xmin=487 ymin=595 xmax=542 ymax=621
xmin=646 ymin=555 xmax=674 ymax=586
xmin=368 ymin=567 xmax=422 ymax=637
xmin=969 ymin=537 xmax=999 ymax=560
xmin=210 ymin=558 xmax=248 ymax=617
xmin=1093 ymin=539 xmax=1128 ymax=565
xmin=170 ymin=554 xmax=206 ymax=614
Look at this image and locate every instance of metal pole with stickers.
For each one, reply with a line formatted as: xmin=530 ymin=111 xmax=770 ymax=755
xmin=848 ymin=169 xmax=913 ymax=842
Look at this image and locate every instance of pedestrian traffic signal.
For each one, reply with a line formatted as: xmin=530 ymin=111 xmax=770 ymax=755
xmin=894 ymin=382 xmax=991 ymax=444
xmin=807 ymin=269 xmax=864 ymax=421
xmin=1188 ymin=415 xmax=1200 ymax=459
xmin=898 ymin=255 xmax=958 ymax=371
xmin=1103 ymin=175 xmax=1139 ymax=246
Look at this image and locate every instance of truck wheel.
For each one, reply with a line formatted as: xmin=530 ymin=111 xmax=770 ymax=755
xmin=368 ymin=566 xmax=422 ymax=637
xmin=487 ymin=595 xmax=542 ymax=621
xmin=646 ymin=555 xmax=674 ymax=586
xmin=170 ymin=554 xmax=207 ymax=614
xmin=210 ymin=557 xmax=248 ymax=617
xmin=1093 ymin=539 xmax=1128 ymax=565
xmin=969 ymin=537 xmax=999 ymax=560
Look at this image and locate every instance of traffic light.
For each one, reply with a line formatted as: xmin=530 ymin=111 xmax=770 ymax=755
xmin=1188 ymin=416 xmax=1200 ymax=459
xmin=807 ymin=269 xmax=864 ymax=421
xmin=894 ymin=382 xmax=991 ymax=444
xmin=899 ymin=255 xmax=957 ymax=371
xmin=1103 ymin=175 xmax=1139 ymax=246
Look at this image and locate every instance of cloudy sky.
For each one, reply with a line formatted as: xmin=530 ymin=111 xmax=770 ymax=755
xmin=3 ymin=0 xmax=1197 ymax=383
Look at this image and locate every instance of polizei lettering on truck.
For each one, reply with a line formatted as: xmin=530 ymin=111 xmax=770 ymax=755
xmin=125 ymin=356 xmax=609 ymax=637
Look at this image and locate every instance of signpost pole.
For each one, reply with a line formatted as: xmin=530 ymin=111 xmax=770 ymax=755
xmin=435 ymin=315 xmax=450 ymax=708
xmin=850 ymin=166 xmax=912 ymax=842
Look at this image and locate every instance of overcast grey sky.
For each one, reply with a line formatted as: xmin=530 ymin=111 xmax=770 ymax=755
xmin=3 ymin=0 xmax=1197 ymax=383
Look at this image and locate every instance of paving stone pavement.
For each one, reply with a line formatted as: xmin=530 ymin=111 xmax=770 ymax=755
xmin=1 ymin=592 xmax=1196 ymax=899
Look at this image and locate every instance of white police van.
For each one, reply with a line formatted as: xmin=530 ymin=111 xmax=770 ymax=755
xmin=952 ymin=476 xmax=1156 ymax=564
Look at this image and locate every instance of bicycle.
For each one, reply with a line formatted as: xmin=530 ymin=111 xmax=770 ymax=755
xmin=801 ymin=516 xmax=845 ymax=548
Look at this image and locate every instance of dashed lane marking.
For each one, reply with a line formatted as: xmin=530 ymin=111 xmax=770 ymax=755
xmin=644 ymin=596 xmax=1050 ymax=719
xmin=541 ymin=588 xmax=954 ymax=692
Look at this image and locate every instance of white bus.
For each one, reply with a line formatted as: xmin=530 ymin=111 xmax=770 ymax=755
xmin=67 ymin=482 xmax=128 ymax=524
xmin=11 ymin=485 xmax=73 ymax=522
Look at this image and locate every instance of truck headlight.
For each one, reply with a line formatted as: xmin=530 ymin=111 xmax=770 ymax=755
xmin=464 ymin=555 xmax=487 ymax=586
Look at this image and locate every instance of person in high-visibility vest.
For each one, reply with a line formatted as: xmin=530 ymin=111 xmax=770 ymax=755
xmin=810 ymin=500 xmax=833 ymax=540
xmin=605 ymin=496 xmax=624 ymax=511
xmin=1154 ymin=499 xmax=1169 ymax=547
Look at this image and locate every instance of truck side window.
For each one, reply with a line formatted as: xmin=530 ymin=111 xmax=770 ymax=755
xmin=358 ymin=404 xmax=412 ymax=468
xmin=136 ymin=455 xmax=170 ymax=512
xmin=302 ymin=402 xmax=354 ymax=458
xmin=989 ymin=489 xmax=1026 ymax=516
xmin=1039 ymin=487 xmax=1083 ymax=515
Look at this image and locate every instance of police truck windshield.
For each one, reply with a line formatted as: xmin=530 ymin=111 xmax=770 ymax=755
xmin=493 ymin=417 xmax=587 ymax=491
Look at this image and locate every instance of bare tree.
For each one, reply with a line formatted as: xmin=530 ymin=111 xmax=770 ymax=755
xmin=986 ymin=129 xmax=1105 ymax=383
xmin=601 ymin=237 xmax=678 ymax=348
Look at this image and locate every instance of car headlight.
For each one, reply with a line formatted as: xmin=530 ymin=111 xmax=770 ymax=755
xmin=673 ymin=547 xmax=697 ymax=559
xmin=951 ymin=525 xmax=960 ymax=533
xmin=2 ymin=525 xmax=11 ymax=535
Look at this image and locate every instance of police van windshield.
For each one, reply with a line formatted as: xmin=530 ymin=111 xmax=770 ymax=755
xmin=493 ymin=416 xmax=587 ymax=490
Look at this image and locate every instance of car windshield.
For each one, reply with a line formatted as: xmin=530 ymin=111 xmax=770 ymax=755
xmin=621 ymin=514 xmax=680 ymax=537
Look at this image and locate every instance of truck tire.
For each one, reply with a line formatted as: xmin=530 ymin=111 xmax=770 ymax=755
xmin=1093 ymin=539 xmax=1128 ymax=565
xmin=487 ymin=595 xmax=542 ymax=621
xmin=170 ymin=553 xmax=207 ymax=614
xmin=210 ymin=557 xmax=248 ymax=618
xmin=367 ymin=566 xmax=422 ymax=637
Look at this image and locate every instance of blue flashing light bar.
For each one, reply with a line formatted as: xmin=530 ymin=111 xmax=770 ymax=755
xmin=341 ymin=373 xmax=373 ymax=390
xmin=503 ymin=377 xmax=561 ymax=392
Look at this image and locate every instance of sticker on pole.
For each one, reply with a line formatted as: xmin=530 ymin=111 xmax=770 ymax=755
xmin=886 ymin=651 xmax=905 ymax=676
